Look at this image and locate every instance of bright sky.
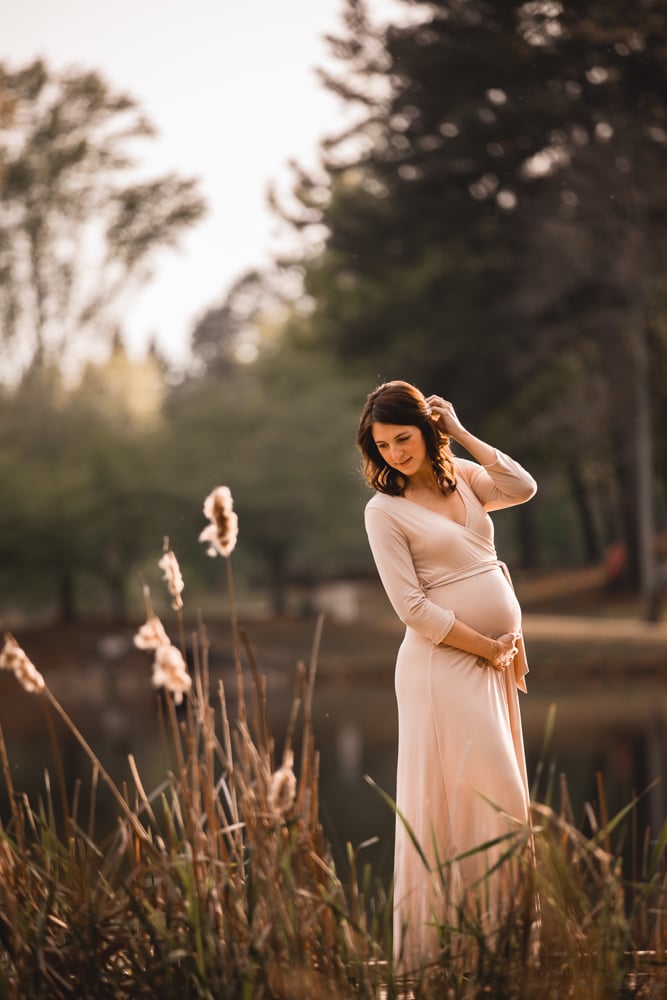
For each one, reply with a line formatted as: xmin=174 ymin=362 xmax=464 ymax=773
xmin=3 ymin=0 xmax=392 ymax=369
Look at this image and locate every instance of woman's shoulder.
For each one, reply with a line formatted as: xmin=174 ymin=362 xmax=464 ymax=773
xmin=364 ymin=492 xmax=411 ymax=543
xmin=366 ymin=491 xmax=396 ymax=512
xmin=365 ymin=491 xmax=406 ymax=521
xmin=452 ymin=456 xmax=481 ymax=484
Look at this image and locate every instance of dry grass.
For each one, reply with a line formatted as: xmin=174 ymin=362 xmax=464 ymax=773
xmin=1 ymin=551 xmax=667 ymax=998
xmin=0 ymin=559 xmax=388 ymax=998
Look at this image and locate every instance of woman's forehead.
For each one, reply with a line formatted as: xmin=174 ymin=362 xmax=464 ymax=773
xmin=372 ymin=421 xmax=416 ymax=441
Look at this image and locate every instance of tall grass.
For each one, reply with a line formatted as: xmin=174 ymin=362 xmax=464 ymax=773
xmin=1 ymin=531 xmax=667 ymax=997
xmin=0 ymin=534 xmax=388 ymax=998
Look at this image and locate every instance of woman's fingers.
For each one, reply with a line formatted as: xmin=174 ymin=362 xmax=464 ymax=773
xmin=488 ymin=632 xmax=520 ymax=671
xmin=425 ymin=396 xmax=465 ymax=437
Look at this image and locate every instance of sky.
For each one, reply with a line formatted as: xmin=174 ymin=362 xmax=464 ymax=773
xmin=3 ymin=0 xmax=393 ymax=369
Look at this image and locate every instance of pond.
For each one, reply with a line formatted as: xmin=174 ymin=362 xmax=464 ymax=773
xmin=1 ymin=617 xmax=665 ymax=894
xmin=300 ymin=674 xmax=667 ymax=888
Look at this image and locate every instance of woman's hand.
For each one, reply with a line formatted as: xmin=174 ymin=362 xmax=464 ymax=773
xmin=425 ymin=396 xmax=466 ymax=440
xmin=479 ymin=632 xmax=520 ymax=672
xmin=426 ymin=394 xmax=499 ymax=467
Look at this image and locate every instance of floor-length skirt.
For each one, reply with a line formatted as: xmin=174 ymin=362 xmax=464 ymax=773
xmin=392 ymin=567 xmax=530 ymax=970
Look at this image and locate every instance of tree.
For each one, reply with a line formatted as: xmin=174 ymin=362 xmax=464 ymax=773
xmin=280 ymin=0 xmax=667 ymax=589
xmin=0 ymin=60 xmax=205 ymax=379
xmin=506 ymin=1 xmax=667 ymax=601
xmin=190 ymin=267 xmax=301 ymax=373
xmin=167 ymin=333 xmax=369 ymax=616
xmin=290 ymin=0 xmax=572 ymax=402
xmin=0 ymin=358 xmax=180 ymax=622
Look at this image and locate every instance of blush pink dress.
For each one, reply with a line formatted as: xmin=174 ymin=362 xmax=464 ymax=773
xmin=364 ymin=449 xmax=537 ymax=970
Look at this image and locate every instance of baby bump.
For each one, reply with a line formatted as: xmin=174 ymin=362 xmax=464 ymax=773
xmin=430 ymin=566 xmax=521 ymax=637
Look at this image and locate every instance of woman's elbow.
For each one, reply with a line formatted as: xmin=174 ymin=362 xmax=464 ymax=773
xmin=399 ymin=595 xmax=438 ymax=632
xmin=513 ymin=472 xmax=537 ymax=502
xmin=523 ymin=476 xmax=538 ymax=501
xmin=513 ymin=478 xmax=537 ymax=503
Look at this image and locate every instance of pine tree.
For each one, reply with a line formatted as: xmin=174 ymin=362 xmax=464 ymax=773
xmin=283 ymin=0 xmax=667 ymax=589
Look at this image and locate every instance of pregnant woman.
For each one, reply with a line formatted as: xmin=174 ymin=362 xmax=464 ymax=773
xmin=357 ymin=380 xmax=537 ymax=971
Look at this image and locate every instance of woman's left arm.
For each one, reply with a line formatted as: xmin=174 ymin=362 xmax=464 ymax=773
xmin=427 ymin=396 xmax=500 ymax=465
xmin=426 ymin=395 xmax=537 ymax=509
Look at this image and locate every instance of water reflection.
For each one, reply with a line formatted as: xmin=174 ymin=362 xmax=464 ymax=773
xmin=1 ymin=651 xmax=665 ymax=892
xmin=336 ymin=721 xmax=364 ymax=783
xmin=313 ymin=681 xmax=667 ymax=887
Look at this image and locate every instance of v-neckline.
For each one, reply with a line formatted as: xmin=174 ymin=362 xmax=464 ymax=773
xmin=400 ymin=484 xmax=469 ymax=529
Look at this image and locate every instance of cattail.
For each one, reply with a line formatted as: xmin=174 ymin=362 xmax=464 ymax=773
xmin=133 ymin=615 xmax=170 ymax=650
xmin=151 ymin=643 xmax=192 ymax=705
xmin=158 ymin=549 xmax=184 ymax=611
xmin=0 ymin=634 xmax=45 ymax=694
xmin=199 ymin=485 xmax=238 ymax=558
xmin=134 ymin=616 xmax=191 ymax=705
xmin=268 ymin=749 xmax=297 ymax=817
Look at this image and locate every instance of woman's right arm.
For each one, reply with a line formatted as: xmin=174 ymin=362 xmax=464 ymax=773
xmin=364 ymin=505 xmax=455 ymax=644
xmin=364 ymin=505 xmax=516 ymax=669
xmin=443 ymin=618 xmax=518 ymax=671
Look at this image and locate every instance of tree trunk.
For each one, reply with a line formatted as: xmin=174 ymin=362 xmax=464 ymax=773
xmin=515 ymin=502 xmax=540 ymax=571
xmin=566 ymin=458 xmax=601 ymax=563
xmin=107 ymin=574 xmax=127 ymax=623
xmin=632 ymin=313 xmax=656 ymax=619
xmin=611 ymin=440 xmax=640 ymax=591
xmin=268 ymin=552 xmax=288 ymax=617
xmin=607 ymin=337 xmax=642 ymax=592
xmin=57 ymin=566 xmax=77 ymax=623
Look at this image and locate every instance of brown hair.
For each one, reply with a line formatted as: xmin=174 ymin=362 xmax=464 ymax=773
xmin=356 ymin=380 xmax=457 ymax=496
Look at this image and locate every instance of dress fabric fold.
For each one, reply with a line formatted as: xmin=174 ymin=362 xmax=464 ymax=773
xmin=364 ymin=450 xmax=537 ymax=969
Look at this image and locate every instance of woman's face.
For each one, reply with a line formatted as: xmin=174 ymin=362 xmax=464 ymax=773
xmin=372 ymin=422 xmax=428 ymax=477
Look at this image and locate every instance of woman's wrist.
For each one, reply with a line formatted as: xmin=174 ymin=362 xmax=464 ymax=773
xmin=453 ymin=428 xmax=498 ymax=466
xmin=476 ymin=637 xmax=499 ymax=669
xmin=442 ymin=618 xmax=506 ymax=667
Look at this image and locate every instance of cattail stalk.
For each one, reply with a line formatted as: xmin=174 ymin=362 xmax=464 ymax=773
xmin=43 ymin=688 xmax=152 ymax=849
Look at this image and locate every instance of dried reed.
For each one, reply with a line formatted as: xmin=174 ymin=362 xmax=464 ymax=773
xmin=0 ymin=516 xmax=666 ymax=997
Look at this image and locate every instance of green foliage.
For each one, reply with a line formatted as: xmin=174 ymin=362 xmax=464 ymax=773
xmin=0 ymin=328 xmax=371 ymax=620
xmin=0 ymin=361 xmax=177 ymax=620
xmin=166 ymin=340 xmax=370 ymax=614
xmin=284 ymin=0 xmax=667 ymax=580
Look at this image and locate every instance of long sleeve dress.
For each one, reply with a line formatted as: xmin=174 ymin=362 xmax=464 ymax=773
xmin=364 ymin=449 xmax=537 ymax=970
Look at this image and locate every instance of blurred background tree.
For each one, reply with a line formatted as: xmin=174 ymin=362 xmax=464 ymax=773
xmin=165 ymin=277 xmax=369 ymax=617
xmin=0 ymin=60 xmax=205 ymax=620
xmin=276 ymin=0 xmax=667 ymax=608
xmin=2 ymin=1 xmax=667 ymax=623
xmin=0 ymin=59 xmax=205 ymax=380
xmin=0 ymin=341 xmax=178 ymax=622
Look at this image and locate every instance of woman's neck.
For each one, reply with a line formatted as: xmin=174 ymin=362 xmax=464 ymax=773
xmin=405 ymin=467 xmax=438 ymax=492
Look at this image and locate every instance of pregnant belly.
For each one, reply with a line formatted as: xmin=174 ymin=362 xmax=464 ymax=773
xmin=430 ymin=566 xmax=521 ymax=637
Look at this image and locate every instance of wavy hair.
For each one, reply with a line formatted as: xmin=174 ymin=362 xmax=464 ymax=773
xmin=356 ymin=381 xmax=456 ymax=496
